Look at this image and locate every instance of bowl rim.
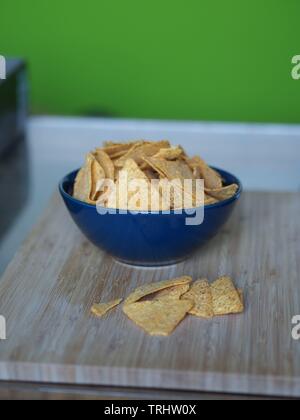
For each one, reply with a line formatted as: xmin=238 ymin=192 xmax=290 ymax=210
xmin=59 ymin=166 xmax=243 ymax=214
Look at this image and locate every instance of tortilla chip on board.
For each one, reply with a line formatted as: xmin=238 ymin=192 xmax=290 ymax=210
xmin=182 ymin=279 xmax=214 ymax=319
xmin=211 ymin=276 xmax=244 ymax=315
xmin=123 ymin=298 xmax=193 ymax=336
xmin=154 ymin=283 xmax=191 ymax=301
xmin=124 ymin=276 xmax=192 ymax=306
xmin=91 ymin=298 xmax=123 ymax=318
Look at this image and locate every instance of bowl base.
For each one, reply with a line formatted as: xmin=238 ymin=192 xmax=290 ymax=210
xmin=114 ymin=256 xmax=188 ymax=268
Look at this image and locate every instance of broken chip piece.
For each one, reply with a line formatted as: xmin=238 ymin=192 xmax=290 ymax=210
xmin=91 ymin=298 xmax=123 ymax=318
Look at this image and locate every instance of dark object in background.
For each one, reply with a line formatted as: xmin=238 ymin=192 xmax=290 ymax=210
xmin=0 ymin=59 xmax=29 ymax=240
xmin=0 ymin=59 xmax=27 ymax=155
xmin=0 ymin=137 xmax=30 ymax=240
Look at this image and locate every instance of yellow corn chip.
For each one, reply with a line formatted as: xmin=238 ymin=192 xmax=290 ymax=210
xmin=91 ymin=298 xmax=123 ymax=318
xmin=154 ymin=284 xmax=191 ymax=301
xmin=90 ymin=156 xmax=106 ymax=201
xmin=211 ymin=276 xmax=244 ymax=315
xmin=102 ymin=141 xmax=144 ymax=159
xmin=145 ymin=157 xmax=194 ymax=182
xmin=145 ymin=158 xmax=197 ymax=209
xmin=124 ymin=276 xmax=192 ymax=306
xmin=152 ymin=146 xmax=185 ymax=161
xmin=73 ymin=155 xmax=93 ymax=203
xmin=144 ymin=169 xmax=159 ymax=180
xmin=75 ymin=140 xmax=238 ymax=209
xmin=123 ymin=298 xmax=193 ymax=336
xmin=204 ymin=194 xmax=219 ymax=205
xmin=182 ymin=279 xmax=214 ymax=319
xmin=114 ymin=140 xmax=170 ymax=168
xmin=121 ymin=158 xmax=149 ymax=181
xmin=116 ymin=158 xmax=150 ymax=211
xmin=117 ymin=159 xmax=169 ymax=211
xmin=93 ymin=149 xmax=115 ymax=180
xmin=205 ymin=184 xmax=238 ymax=201
xmin=74 ymin=153 xmax=104 ymax=204
xmin=186 ymin=156 xmax=222 ymax=190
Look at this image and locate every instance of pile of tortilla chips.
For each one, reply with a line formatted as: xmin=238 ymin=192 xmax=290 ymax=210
xmin=73 ymin=140 xmax=238 ymax=210
xmin=91 ymin=276 xmax=244 ymax=336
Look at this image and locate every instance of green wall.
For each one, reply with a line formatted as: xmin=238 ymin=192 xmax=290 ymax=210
xmin=1 ymin=0 xmax=300 ymax=122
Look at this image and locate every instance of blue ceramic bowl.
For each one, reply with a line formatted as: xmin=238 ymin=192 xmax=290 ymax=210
xmin=59 ymin=168 xmax=242 ymax=266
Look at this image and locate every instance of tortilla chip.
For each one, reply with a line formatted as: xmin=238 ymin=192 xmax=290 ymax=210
xmin=90 ymin=155 xmax=106 ymax=201
xmin=124 ymin=276 xmax=192 ymax=306
xmin=186 ymin=156 xmax=222 ymax=190
xmin=144 ymin=169 xmax=159 ymax=180
xmin=91 ymin=298 xmax=123 ymax=318
xmin=117 ymin=159 xmax=169 ymax=211
xmin=182 ymin=279 xmax=214 ymax=319
xmin=93 ymin=149 xmax=115 ymax=180
xmin=75 ymin=140 xmax=239 ymax=210
xmin=114 ymin=140 xmax=170 ymax=168
xmin=103 ymin=141 xmax=120 ymax=147
xmin=149 ymin=181 xmax=171 ymax=212
xmin=154 ymin=284 xmax=191 ymax=301
xmin=145 ymin=158 xmax=197 ymax=209
xmin=152 ymin=146 xmax=185 ymax=161
xmin=205 ymin=184 xmax=238 ymax=201
xmin=211 ymin=276 xmax=244 ymax=315
xmin=73 ymin=153 xmax=103 ymax=204
xmin=73 ymin=155 xmax=93 ymax=203
xmin=102 ymin=141 xmax=144 ymax=159
xmin=123 ymin=298 xmax=193 ymax=336
xmin=145 ymin=157 xmax=194 ymax=182
xmin=116 ymin=159 xmax=149 ymax=210
xmin=158 ymin=178 xmax=185 ymax=210
xmin=204 ymin=194 xmax=219 ymax=205
xmin=120 ymin=159 xmax=149 ymax=181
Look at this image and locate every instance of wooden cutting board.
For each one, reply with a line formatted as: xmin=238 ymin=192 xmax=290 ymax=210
xmin=0 ymin=191 xmax=300 ymax=398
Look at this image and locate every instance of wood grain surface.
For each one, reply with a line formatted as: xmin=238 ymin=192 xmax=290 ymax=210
xmin=0 ymin=191 xmax=300 ymax=398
